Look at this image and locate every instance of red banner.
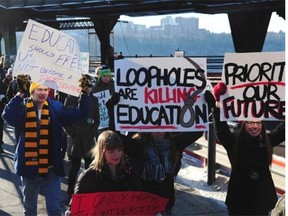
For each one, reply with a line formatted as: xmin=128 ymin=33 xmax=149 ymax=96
xmin=70 ymin=191 xmax=168 ymax=215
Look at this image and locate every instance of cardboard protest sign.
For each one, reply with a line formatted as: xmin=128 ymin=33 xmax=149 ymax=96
xmin=114 ymin=57 xmax=209 ymax=132
xmin=13 ymin=19 xmax=83 ymax=96
xmin=70 ymin=191 xmax=168 ymax=216
xmin=220 ymin=52 xmax=285 ymax=121
xmin=93 ymin=90 xmax=111 ymax=130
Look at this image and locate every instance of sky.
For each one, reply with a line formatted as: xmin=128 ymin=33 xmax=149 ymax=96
xmin=120 ymin=12 xmax=286 ymax=34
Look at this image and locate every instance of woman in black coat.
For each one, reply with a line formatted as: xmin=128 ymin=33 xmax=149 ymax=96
xmin=65 ymin=130 xmax=140 ymax=216
xmin=212 ymin=106 xmax=285 ymax=215
xmin=73 ymin=130 xmax=140 ymax=194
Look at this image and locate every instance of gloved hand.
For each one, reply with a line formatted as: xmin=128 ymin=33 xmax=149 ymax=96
xmin=105 ymin=92 xmax=120 ymax=130
xmin=213 ymin=82 xmax=227 ymax=101
xmin=106 ymin=92 xmax=120 ymax=108
xmin=204 ymin=90 xmax=216 ymax=112
xmin=79 ymin=74 xmax=93 ymax=94
xmin=16 ymin=74 xmax=31 ymax=94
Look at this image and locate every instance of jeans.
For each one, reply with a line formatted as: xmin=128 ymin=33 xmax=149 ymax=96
xmin=21 ymin=168 xmax=62 ymax=216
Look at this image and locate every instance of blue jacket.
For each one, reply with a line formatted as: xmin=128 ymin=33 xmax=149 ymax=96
xmin=2 ymin=94 xmax=91 ymax=179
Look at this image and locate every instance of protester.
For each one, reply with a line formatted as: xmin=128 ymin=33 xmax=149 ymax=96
xmin=75 ymin=130 xmax=140 ymax=193
xmin=6 ymin=74 xmax=31 ymax=102
xmin=2 ymin=74 xmax=92 ymax=216
xmin=115 ymin=51 xmax=124 ymax=60
xmin=206 ymin=82 xmax=285 ymax=216
xmin=64 ymin=74 xmax=100 ymax=199
xmin=6 ymin=76 xmax=19 ymax=102
xmin=64 ymin=130 xmax=140 ymax=216
xmin=0 ymin=55 xmax=11 ymax=80
xmin=0 ymin=78 xmax=8 ymax=153
xmin=94 ymin=66 xmax=100 ymax=78
xmin=3 ymin=67 xmax=13 ymax=85
xmin=106 ymin=92 xmax=206 ymax=215
xmin=91 ymin=65 xmax=115 ymax=135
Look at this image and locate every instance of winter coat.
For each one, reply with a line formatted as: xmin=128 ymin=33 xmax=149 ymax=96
xmin=2 ymin=94 xmax=91 ymax=178
xmin=74 ymin=161 xmax=140 ymax=194
xmin=117 ymin=131 xmax=203 ymax=209
xmin=6 ymin=79 xmax=19 ymax=102
xmin=91 ymin=78 xmax=115 ymax=96
xmin=64 ymin=94 xmax=100 ymax=158
xmin=0 ymin=80 xmax=8 ymax=111
xmin=213 ymin=108 xmax=285 ymax=215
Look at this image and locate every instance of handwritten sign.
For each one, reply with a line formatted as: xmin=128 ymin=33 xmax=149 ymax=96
xmin=70 ymin=191 xmax=168 ymax=216
xmin=220 ymin=52 xmax=285 ymax=121
xmin=114 ymin=57 xmax=209 ymax=132
xmin=13 ymin=19 xmax=83 ymax=96
xmin=93 ymin=90 xmax=111 ymax=130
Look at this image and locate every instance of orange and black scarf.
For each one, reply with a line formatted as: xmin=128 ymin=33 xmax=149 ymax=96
xmin=25 ymin=99 xmax=50 ymax=176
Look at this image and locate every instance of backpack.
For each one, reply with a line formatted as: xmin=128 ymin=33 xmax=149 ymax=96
xmin=269 ymin=194 xmax=285 ymax=216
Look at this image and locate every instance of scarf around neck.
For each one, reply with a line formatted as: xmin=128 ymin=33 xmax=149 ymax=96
xmin=25 ymin=99 xmax=50 ymax=176
xmin=142 ymin=139 xmax=174 ymax=182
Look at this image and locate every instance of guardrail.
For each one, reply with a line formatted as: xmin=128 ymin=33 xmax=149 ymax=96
xmin=89 ymin=55 xmax=224 ymax=75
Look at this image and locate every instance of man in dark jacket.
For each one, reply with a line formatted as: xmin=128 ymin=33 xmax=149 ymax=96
xmin=64 ymin=76 xmax=100 ymax=198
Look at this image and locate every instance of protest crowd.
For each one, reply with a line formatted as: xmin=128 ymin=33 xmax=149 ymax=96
xmin=0 ymin=20 xmax=285 ymax=216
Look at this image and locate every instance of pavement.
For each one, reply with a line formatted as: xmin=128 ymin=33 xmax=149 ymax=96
xmin=0 ymin=123 xmax=228 ymax=216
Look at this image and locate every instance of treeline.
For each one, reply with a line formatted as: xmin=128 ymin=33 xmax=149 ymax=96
xmin=57 ymin=28 xmax=285 ymax=57
xmin=113 ymin=31 xmax=285 ymax=57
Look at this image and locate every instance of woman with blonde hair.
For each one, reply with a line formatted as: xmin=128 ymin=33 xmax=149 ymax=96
xmin=73 ymin=130 xmax=140 ymax=194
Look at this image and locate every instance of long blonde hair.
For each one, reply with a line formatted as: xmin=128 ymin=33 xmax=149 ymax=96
xmin=90 ymin=130 xmax=124 ymax=171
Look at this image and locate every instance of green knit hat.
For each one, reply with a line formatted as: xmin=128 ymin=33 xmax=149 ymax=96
xmin=98 ymin=65 xmax=111 ymax=78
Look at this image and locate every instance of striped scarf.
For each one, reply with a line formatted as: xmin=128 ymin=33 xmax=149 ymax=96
xmin=25 ymin=99 xmax=50 ymax=176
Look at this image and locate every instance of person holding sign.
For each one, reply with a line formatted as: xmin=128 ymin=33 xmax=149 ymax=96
xmin=2 ymin=74 xmax=93 ymax=216
xmin=106 ymin=92 xmax=205 ymax=215
xmin=65 ymin=130 xmax=140 ymax=215
xmin=75 ymin=130 xmax=140 ymax=193
xmin=64 ymin=74 xmax=100 ymax=199
xmin=91 ymin=65 xmax=115 ymax=135
xmin=207 ymin=83 xmax=285 ymax=216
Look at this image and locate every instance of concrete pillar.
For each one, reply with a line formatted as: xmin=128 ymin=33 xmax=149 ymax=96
xmin=228 ymin=11 xmax=272 ymax=52
xmin=90 ymin=16 xmax=119 ymax=71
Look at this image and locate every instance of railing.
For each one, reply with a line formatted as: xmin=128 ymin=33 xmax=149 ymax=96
xmin=89 ymin=55 xmax=224 ymax=76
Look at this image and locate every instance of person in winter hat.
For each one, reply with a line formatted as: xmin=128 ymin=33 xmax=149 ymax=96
xmin=2 ymin=74 xmax=92 ymax=215
xmin=91 ymin=65 xmax=115 ymax=135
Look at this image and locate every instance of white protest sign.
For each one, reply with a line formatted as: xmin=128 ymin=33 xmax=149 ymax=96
xmin=13 ymin=19 xmax=83 ymax=96
xmin=114 ymin=57 xmax=209 ymax=132
xmin=220 ymin=51 xmax=285 ymax=121
xmin=93 ymin=90 xmax=111 ymax=130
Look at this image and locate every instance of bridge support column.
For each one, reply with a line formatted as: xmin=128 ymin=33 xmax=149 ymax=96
xmin=228 ymin=11 xmax=272 ymax=52
xmin=0 ymin=13 xmax=22 ymax=58
xmin=90 ymin=16 xmax=119 ymax=71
